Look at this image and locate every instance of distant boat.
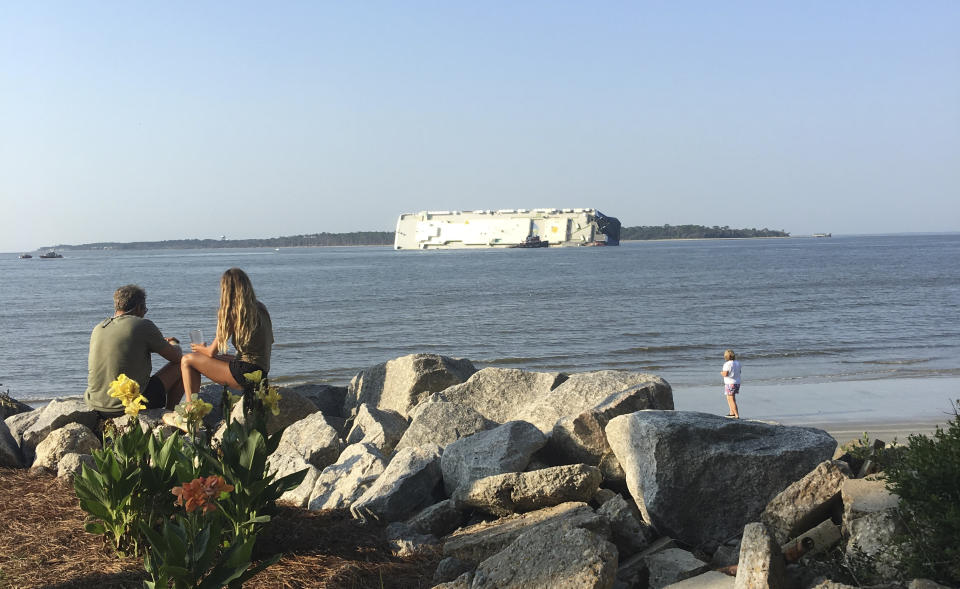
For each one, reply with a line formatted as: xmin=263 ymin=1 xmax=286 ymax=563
xmin=38 ymin=251 xmax=63 ymax=259
xmin=812 ymin=233 xmax=832 ymax=238
xmin=18 ymin=253 xmax=32 ymax=259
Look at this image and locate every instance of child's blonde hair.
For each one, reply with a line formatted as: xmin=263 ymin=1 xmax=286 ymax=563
xmin=724 ymin=349 xmax=736 ymax=361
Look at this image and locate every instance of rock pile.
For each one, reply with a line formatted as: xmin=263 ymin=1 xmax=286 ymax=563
xmin=1 ymin=353 xmax=941 ymax=588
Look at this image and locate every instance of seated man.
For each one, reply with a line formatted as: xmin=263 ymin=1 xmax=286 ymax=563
xmin=84 ymin=285 xmax=184 ymax=415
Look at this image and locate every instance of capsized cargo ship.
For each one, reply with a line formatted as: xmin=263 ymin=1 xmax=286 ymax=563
xmin=394 ymin=208 xmax=621 ymax=250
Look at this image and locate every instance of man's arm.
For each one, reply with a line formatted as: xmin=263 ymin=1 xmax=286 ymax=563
xmin=142 ymin=320 xmax=182 ymax=364
xmin=157 ymin=338 xmax=183 ymax=364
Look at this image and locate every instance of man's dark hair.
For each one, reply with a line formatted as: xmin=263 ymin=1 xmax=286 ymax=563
xmin=114 ymin=285 xmax=146 ymax=313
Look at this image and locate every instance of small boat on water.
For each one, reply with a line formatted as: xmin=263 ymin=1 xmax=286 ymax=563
xmin=812 ymin=233 xmax=832 ymax=238
xmin=18 ymin=253 xmax=32 ymax=259
xmin=509 ymin=235 xmax=549 ymax=248
xmin=38 ymin=251 xmax=64 ymax=259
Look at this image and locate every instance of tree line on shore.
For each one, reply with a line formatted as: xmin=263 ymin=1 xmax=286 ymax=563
xmin=620 ymin=225 xmax=789 ymax=240
xmin=41 ymin=231 xmax=395 ymax=250
xmin=40 ymin=225 xmax=789 ymax=250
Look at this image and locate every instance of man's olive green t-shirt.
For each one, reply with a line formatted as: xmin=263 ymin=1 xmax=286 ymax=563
xmin=84 ymin=315 xmax=168 ymax=413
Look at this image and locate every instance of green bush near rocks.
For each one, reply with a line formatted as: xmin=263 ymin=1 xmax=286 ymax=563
xmin=74 ymin=376 xmax=306 ymax=588
xmin=884 ymin=400 xmax=960 ymax=585
xmin=801 ymin=402 xmax=959 ymax=586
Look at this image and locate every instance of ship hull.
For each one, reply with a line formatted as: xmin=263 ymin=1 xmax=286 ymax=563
xmin=394 ymin=208 xmax=620 ymax=250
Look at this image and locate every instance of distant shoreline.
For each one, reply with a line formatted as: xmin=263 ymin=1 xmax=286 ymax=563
xmin=32 ymin=231 xmax=396 ymax=252
xmin=26 ymin=224 xmax=795 ymax=252
xmin=18 ymin=231 xmax=955 ymax=255
xmin=620 ymin=236 xmax=792 ymax=243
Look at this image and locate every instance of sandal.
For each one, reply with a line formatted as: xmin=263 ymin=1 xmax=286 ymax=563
xmin=162 ymin=412 xmax=189 ymax=433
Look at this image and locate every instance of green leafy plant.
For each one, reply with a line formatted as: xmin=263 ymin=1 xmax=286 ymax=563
xmin=845 ymin=431 xmax=876 ymax=462
xmin=204 ymin=420 xmax=306 ymax=544
xmin=202 ymin=372 xmax=305 ymax=544
xmin=883 ymin=400 xmax=960 ymax=585
xmin=174 ymin=397 xmax=215 ymax=442
xmin=75 ymin=371 xmax=307 ymax=586
xmin=74 ymin=443 xmax=142 ymax=554
xmin=73 ymin=423 xmax=188 ymax=555
xmin=839 ymin=431 xmax=903 ymax=475
xmin=140 ymin=476 xmax=277 ymax=588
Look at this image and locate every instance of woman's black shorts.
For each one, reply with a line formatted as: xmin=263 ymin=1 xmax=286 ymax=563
xmin=229 ymin=359 xmax=265 ymax=389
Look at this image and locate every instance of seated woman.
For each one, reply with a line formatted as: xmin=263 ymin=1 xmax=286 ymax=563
xmin=180 ymin=267 xmax=274 ymax=403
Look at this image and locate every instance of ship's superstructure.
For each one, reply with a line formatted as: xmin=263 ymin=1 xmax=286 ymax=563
xmin=394 ymin=208 xmax=620 ymax=250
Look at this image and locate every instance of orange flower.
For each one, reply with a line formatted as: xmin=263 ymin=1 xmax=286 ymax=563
xmin=171 ymin=475 xmax=234 ymax=514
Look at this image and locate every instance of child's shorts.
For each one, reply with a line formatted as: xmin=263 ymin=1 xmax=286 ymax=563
xmin=724 ymin=383 xmax=740 ymax=396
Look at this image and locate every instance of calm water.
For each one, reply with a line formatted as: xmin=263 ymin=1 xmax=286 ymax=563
xmin=2 ymin=234 xmax=959 ymax=409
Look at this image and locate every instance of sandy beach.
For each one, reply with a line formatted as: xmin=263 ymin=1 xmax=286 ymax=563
xmin=673 ymin=376 xmax=959 ymax=443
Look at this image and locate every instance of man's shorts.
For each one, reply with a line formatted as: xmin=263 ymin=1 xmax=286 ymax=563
xmin=724 ymin=383 xmax=740 ymax=396
xmin=144 ymin=375 xmax=167 ymax=409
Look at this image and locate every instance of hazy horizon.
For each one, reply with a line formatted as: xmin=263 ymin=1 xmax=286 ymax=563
xmin=12 ymin=229 xmax=960 ymax=255
xmin=3 ymin=2 xmax=958 ymax=253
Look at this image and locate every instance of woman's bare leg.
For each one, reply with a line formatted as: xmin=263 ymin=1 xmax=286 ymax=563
xmin=180 ymin=353 xmax=243 ymax=402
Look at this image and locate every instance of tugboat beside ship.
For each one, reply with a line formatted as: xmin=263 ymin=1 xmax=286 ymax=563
xmin=509 ymin=235 xmax=549 ymax=248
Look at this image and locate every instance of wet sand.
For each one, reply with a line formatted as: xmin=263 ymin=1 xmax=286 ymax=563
xmin=672 ymin=376 xmax=959 ymax=443
xmin=815 ymin=421 xmax=943 ymax=443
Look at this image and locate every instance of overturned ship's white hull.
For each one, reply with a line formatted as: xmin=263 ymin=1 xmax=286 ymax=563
xmin=394 ymin=208 xmax=621 ymax=250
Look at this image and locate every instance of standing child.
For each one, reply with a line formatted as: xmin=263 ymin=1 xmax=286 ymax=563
xmin=721 ymin=349 xmax=741 ymax=418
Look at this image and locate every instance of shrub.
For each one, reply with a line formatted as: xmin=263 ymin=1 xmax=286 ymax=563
xmin=76 ymin=373 xmax=306 ymax=586
xmin=140 ymin=475 xmax=278 ymax=589
xmin=840 ymin=431 xmax=905 ymax=475
xmin=884 ymin=400 xmax=960 ymax=585
xmin=73 ymin=423 xmax=188 ymax=556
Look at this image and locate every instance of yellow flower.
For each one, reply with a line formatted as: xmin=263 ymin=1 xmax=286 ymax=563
xmin=108 ymin=374 xmax=138 ymax=402
xmin=243 ymin=370 xmax=263 ymax=385
xmin=124 ymin=395 xmax=147 ymax=417
xmin=186 ymin=399 xmax=213 ymax=419
xmin=108 ymin=374 xmax=147 ymax=417
xmin=177 ymin=398 xmax=213 ymax=424
xmin=258 ymin=386 xmax=282 ymax=416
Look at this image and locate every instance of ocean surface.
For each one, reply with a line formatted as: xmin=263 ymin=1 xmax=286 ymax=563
xmin=3 ymin=234 xmax=959 ymax=424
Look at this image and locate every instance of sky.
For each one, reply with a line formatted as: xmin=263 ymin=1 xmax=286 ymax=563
xmin=1 ymin=1 xmax=958 ymax=252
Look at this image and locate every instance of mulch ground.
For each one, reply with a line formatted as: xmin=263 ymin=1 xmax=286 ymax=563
xmin=0 ymin=468 xmax=440 ymax=589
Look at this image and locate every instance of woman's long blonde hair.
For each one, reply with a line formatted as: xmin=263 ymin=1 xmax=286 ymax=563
xmin=215 ymin=268 xmax=260 ymax=354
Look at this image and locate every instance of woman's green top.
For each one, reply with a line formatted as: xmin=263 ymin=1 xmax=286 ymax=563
xmin=235 ymin=302 xmax=273 ymax=373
